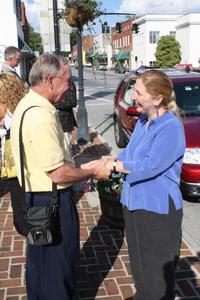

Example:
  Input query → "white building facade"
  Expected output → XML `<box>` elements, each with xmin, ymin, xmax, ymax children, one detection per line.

<box><xmin>132</xmin><ymin>13</ymin><xmax>200</xmax><ymax>69</ymax></box>
<box><xmin>40</xmin><ymin>0</ymin><xmax>71</xmax><ymax>53</ymax></box>
<box><xmin>0</xmin><ymin>0</ymin><xmax>31</xmax><ymax>78</ymax></box>
<box><xmin>93</xmin><ymin>33</ymin><xmax>112</xmax><ymax>69</ymax></box>
<box><xmin>176</xmin><ymin>13</ymin><xmax>200</xmax><ymax>67</ymax></box>
<box><xmin>132</xmin><ymin>15</ymin><xmax>179</xmax><ymax>69</ymax></box>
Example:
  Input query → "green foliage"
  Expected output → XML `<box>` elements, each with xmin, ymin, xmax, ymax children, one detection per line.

<box><xmin>28</xmin><ymin>26</ymin><xmax>43</xmax><ymax>54</ymax></box>
<box><xmin>60</xmin><ymin>51</ymin><xmax>71</xmax><ymax>57</ymax></box>
<box><xmin>88</xmin><ymin>173</ymin><xmax>124</xmax><ymax>197</ymax></box>
<box><xmin>70</xmin><ymin>30</ymin><xmax>77</xmax><ymax>49</ymax></box>
<box><xmin>155</xmin><ymin>35</ymin><xmax>181</xmax><ymax>68</ymax></box>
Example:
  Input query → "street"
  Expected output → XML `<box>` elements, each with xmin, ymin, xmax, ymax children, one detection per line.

<box><xmin>73</xmin><ymin>67</ymin><xmax>200</xmax><ymax>254</ymax></box>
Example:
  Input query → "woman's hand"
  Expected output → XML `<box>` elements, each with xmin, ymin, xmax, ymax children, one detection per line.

<box><xmin>81</xmin><ymin>159</ymin><xmax>112</xmax><ymax>180</ymax></box>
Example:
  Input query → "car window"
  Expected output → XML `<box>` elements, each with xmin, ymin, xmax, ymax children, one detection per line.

<box><xmin>173</xmin><ymin>81</ymin><xmax>200</xmax><ymax>116</ymax></box>
<box><xmin>116</xmin><ymin>80</ymin><xmax>127</xmax><ymax>100</ymax></box>
<box><xmin>124</xmin><ymin>79</ymin><xmax>136</xmax><ymax>106</ymax></box>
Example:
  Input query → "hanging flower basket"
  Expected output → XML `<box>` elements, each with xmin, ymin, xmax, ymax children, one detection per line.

<box><xmin>65</xmin><ymin>7</ymin><xmax>92</xmax><ymax>28</ymax></box>
<box><xmin>63</xmin><ymin>0</ymin><xmax>102</xmax><ymax>29</ymax></box>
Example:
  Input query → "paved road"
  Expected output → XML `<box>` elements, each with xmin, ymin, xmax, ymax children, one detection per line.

<box><xmin>73</xmin><ymin>67</ymin><xmax>200</xmax><ymax>254</ymax></box>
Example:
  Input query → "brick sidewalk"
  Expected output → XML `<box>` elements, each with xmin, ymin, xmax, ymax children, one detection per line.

<box><xmin>0</xmin><ymin>134</ymin><xmax>200</xmax><ymax>300</ymax></box>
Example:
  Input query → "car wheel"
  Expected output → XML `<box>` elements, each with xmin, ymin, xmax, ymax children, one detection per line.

<box><xmin>114</xmin><ymin>117</ymin><xmax>127</xmax><ymax>148</ymax></box>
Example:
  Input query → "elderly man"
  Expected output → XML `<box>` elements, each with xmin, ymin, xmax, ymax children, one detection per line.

<box><xmin>1</xmin><ymin>46</ymin><xmax>22</xmax><ymax>76</ymax></box>
<box><xmin>11</xmin><ymin>53</ymin><xmax>110</xmax><ymax>300</ymax></box>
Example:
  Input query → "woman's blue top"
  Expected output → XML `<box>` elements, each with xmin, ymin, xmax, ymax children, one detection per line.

<box><xmin>117</xmin><ymin>112</ymin><xmax>186</xmax><ymax>214</ymax></box>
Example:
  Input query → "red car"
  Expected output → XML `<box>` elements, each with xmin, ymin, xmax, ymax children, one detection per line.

<box><xmin>113</xmin><ymin>68</ymin><xmax>200</xmax><ymax>198</ymax></box>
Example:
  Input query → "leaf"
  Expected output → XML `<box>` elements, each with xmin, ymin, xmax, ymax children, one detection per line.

<box><xmin>155</xmin><ymin>35</ymin><xmax>181</xmax><ymax>68</ymax></box>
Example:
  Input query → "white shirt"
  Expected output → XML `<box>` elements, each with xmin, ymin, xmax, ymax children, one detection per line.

<box><xmin>0</xmin><ymin>110</ymin><xmax>13</xmax><ymax>165</ymax></box>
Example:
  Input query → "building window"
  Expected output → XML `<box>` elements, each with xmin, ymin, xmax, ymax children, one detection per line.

<box><xmin>170</xmin><ymin>31</ymin><xmax>176</xmax><ymax>37</ymax></box>
<box><xmin>149</xmin><ymin>31</ymin><xmax>160</xmax><ymax>44</ymax></box>
<box><xmin>127</xmin><ymin>36</ymin><xmax>130</xmax><ymax>46</ymax></box>
<box><xmin>149</xmin><ymin>61</ymin><xmax>156</xmax><ymax>67</ymax></box>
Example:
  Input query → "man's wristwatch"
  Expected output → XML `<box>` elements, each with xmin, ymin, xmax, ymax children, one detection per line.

<box><xmin>112</xmin><ymin>159</ymin><xmax>117</xmax><ymax>172</ymax></box>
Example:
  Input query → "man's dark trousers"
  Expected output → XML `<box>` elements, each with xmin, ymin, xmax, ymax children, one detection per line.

<box><xmin>26</xmin><ymin>187</ymin><xmax>80</xmax><ymax>300</ymax></box>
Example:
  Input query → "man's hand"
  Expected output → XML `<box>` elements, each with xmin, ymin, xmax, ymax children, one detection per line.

<box><xmin>81</xmin><ymin>159</ymin><xmax>111</xmax><ymax>180</ymax></box>
<box><xmin>81</xmin><ymin>160</ymin><xmax>100</xmax><ymax>170</ymax></box>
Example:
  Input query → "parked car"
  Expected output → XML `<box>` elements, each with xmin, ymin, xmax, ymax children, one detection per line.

<box><xmin>84</xmin><ymin>62</ymin><xmax>92</xmax><ymax>67</ymax></box>
<box><xmin>115</xmin><ymin>65</ymin><xmax>129</xmax><ymax>74</ymax></box>
<box><xmin>97</xmin><ymin>64</ymin><xmax>107</xmax><ymax>71</ymax></box>
<box><xmin>113</xmin><ymin>68</ymin><xmax>200</xmax><ymax>198</ymax></box>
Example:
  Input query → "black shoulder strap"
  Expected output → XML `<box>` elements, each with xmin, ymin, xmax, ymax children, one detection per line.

<box><xmin>19</xmin><ymin>106</ymin><xmax>58</xmax><ymax>206</ymax></box>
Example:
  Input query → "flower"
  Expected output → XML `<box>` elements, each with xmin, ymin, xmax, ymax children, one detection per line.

<box><xmin>63</xmin><ymin>0</ymin><xmax>102</xmax><ymax>28</ymax></box>
<box><xmin>88</xmin><ymin>172</ymin><xmax>124</xmax><ymax>198</ymax></box>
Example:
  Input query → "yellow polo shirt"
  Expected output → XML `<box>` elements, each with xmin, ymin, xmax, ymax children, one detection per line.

<box><xmin>11</xmin><ymin>89</ymin><xmax>74</xmax><ymax>192</ymax></box>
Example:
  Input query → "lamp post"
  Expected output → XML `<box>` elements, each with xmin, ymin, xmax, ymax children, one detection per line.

<box><xmin>52</xmin><ymin>0</ymin><xmax>60</xmax><ymax>55</ymax></box>
<box><xmin>76</xmin><ymin>29</ymin><xmax>90</xmax><ymax>143</ymax></box>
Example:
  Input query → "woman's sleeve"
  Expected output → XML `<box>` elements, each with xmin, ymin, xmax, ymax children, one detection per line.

<box><xmin>123</xmin><ymin>123</ymin><xmax>186</xmax><ymax>183</ymax></box>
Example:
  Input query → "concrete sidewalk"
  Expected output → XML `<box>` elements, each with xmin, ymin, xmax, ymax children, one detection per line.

<box><xmin>0</xmin><ymin>132</ymin><xmax>200</xmax><ymax>300</ymax></box>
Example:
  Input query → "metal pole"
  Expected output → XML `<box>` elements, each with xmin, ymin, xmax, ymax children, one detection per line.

<box><xmin>52</xmin><ymin>0</ymin><xmax>60</xmax><ymax>55</ymax></box>
<box><xmin>76</xmin><ymin>30</ymin><xmax>90</xmax><ymax>143</ymax></box>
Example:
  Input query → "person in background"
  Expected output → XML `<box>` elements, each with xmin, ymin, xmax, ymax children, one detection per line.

<box><xmin>82</xmin><ymin>70</ymin><xmax>186</xmax><ymax>300</ymax></box>
<box><xmin>55</xmin><ymin>78</ymin><xmax>77</xmax><ymax>146</ymax></box>
<box><xmin>1</xmin><ymin>46</ymin><xmax>22</xmax><ymax>77</ymax></box>
<box><xmin>0</xmin><ymin>72</ymin><xmax>28</xmax><ymax>233</ymax></box>
<box><xmin>11</xmin><ymin>53</ymin><xmax>110</xmax><ymax>300</ymax></box>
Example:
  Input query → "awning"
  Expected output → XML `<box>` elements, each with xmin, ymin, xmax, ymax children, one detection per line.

<box><xmin>116</xmin><ymin>51</ymin><xmax>130</xmax><ymax>61</ymax></box>
<box><xmin>99</xmin><ymin>52</ymin><xmax>107</xmax><ymax>59</ymax></box>
<box><xmin>91</xmin><ymin>52</ymin><xmax>108</xmax><ymax>59</ymax></box>
<box><xmin>18</xmin><ymin>37</ymin><xmax>34</xmax><ymax>54</ymax></box>
<box><xmin>93</xmin><ymin>52</ymin><xmax>100</xmax><ymax>59</ymax></box>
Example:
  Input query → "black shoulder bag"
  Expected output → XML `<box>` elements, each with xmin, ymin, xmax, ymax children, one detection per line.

<box><xmin>19</xmin><ymin>106</ymin><xmax>61</xmax><ymax>246</ymax></box>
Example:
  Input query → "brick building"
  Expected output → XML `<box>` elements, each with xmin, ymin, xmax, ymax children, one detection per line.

<box><xmin>83</xmin><ymin>35</ymin><xmax>94</xmax><ymax>53</ymax></box>
<box><xmin>111</xmin><ymin>17</ymin><xmax>137</xmax><ymax>68</ymax></box>
<box><xmin>21</xmin><ymin>1</ymin><xmax>29</xmax><ymax>43</ymax></box>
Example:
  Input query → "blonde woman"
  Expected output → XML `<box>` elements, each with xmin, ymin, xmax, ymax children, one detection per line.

<box><xmin>0</xmin><ymin>72</ymin><xmax>28</xmax><ymax>235</ymax></box>
<box><xmin>82</xmin><ymin>70</ymin><xmax>186</xmax><ymax>300</ymax></box>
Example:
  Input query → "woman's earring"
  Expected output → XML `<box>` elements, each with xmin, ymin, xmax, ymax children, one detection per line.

<box><xmin>155</xmin><ymin>106</ymin><xmax>159</xmax><ymax>117</ymax></box>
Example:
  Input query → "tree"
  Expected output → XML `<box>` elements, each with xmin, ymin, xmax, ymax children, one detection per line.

<box><xmin>70</xmin><ymin>30</ymin><xmax>77</xmax><ymax>50</ymax></box>
<box><xmin>155</xmin><ymin>35</ymin><xmax>181</xmax><ymax>68</ymax></box>
<box><xmin>28</xmin><ymin>26</ymin><xmax>43</xmax><ymax>54</ymax></box>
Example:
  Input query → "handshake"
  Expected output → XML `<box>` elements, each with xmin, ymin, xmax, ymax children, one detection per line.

<box><xmin>81</xmin><ymin>157</ymin><xmax>114</xmax><ymax>180</ymax></box>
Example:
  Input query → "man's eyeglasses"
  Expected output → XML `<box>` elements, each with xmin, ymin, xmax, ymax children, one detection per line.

<box><xmin>54</xmin><ymin>76</ymin><xmax>71</xmax><ymax>85</ymax></box>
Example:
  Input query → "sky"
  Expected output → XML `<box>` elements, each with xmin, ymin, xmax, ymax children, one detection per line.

<box><xmin>24</xmin><ymin>0</ymin><xmax>200</xmax><ymax>33</ymax></box>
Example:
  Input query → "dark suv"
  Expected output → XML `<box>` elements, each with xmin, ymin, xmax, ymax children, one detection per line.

<box><xmin>113</xmin><ymin>68</ymin><xmax>200</xmax><ymax>198</ymax></box>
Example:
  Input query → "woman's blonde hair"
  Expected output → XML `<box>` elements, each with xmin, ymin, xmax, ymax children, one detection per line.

<box><xmin>138</xmin><ymin>70</ymin><xmax>180</xmax><ymax>118</ymax></box>
<box><xmin>0</xmin><ymin>72</ymin><xmax>28</xmax><ymax>113</ymax></box>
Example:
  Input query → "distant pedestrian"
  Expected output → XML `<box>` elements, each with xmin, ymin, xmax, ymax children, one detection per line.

<box><xmin>1</xmin><ymin>46</ymin><xmax>22</xmax><ymax>77</ymax></box>
<box><xmin>82</xmin><ymin>69</ymin><xmax>186</xmax><ymax>300</ymax></box>
<box><xmin>55</xmin><ymin>77</ymin><xmax>77</xmax><ymax>146</ymax></box>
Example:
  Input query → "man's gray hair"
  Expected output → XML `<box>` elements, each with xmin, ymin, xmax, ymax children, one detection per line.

<box><xmin>4</xmin><ymin>46</ymin><xmax>21</xmax><ymax>60</ymax></box>
<box><xmin>29</xmin><ymin>53</ymin><xmax>64</xmax><ymax>87</ymax></box>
